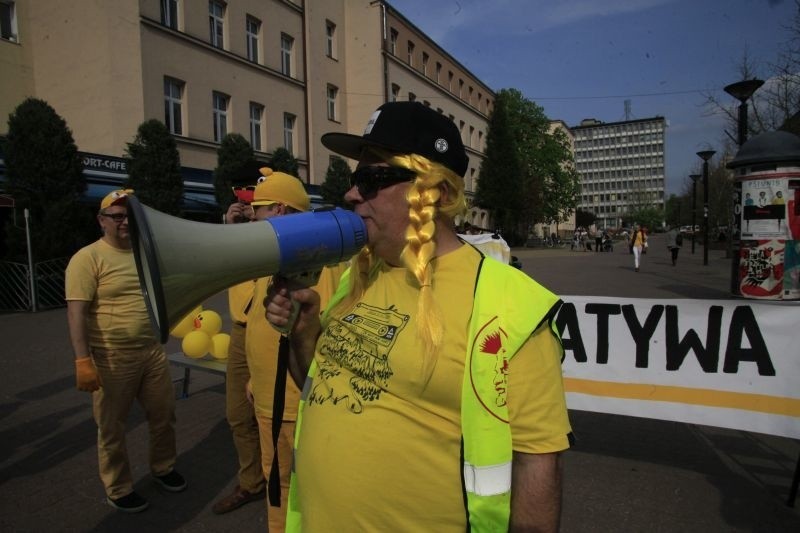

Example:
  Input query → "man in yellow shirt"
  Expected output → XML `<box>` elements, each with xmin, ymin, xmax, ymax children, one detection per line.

<box><xmin>66</xmin><ymin>190</ymin><xmax>186</xmax><ymax>513</ymax></box>
<box><xmin>265</xmin><ymin>102</ymin><xmax>572</xmax><ymax>532</ymax></box>
<box><xmin>213</xmin><ymin>177</ymin><xmax>266</xmax><ymax>515</ymax></box>
<box><xmin>240</xmin><ymin>169</ymin><xmax>346</xmax><ymax>532</ymax></box>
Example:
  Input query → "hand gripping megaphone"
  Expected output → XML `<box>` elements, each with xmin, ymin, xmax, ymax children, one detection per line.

<box><xmin>127</xmin><ymin>197</ymin><xmax>367</xmax><ymax>343</ymax></box>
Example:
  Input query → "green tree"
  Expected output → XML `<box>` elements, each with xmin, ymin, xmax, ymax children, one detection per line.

<box><xmin>124</xmin><ymin>119</ymin><xmax>183</xmax><ymax>215</ymax></box>
<box><xmin>575</xmin><ymin>208</ymin><xmax>596</xmax><ymax>229</ymax></box>
<box><xmin>213</xmin><ymin>133</ymin><xmax>255</xmax><ymax>211</ymax></box>
<box><xmin>321</xmin><ymin>157</ymin><xmax>352</xmax><ymax>208</ymax></box>
<box><xmin>626</xmin><ymin>206</ymin><xmax>664</xmax><ymax>233</ymax></box>
<box><xmin>539</xmin><ymin>127</ymin><xmax>580</xmax><ymax>233</ymax></box>
<box><xmin>269</xmin><ymin>147</ymin><xmax>300</xmax><ymax>177</ymax></box>
<box><xmin>474</xmin><ymin>90</ymin><xmax>526</xmax><ymax>242</ymax></box>
<box><xmin>2</xmin><ymin>98</ymin><xmax>95</xmax><ymax>261</ymax></box>
<box><xmin>475</xmin><ymin>89</ymin><xmax>578</xmax><ymax>244</ymax></box>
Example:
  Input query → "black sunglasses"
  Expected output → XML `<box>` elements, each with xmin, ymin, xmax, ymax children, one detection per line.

<box><xmin>100</xmin><ymin>213</ymin><xmax>128</xmax><ymax>222</ymax></box>
<box><xmin>350</xmin><ymin>166</ymin><xmax>416</xmax><ymax>198</ymax></box>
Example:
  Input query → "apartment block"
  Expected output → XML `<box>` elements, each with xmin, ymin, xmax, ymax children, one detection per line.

<box><xmin>571</xmin><ymin>117</ymin><xmax>667</xmax><ymax>230</ymax></box>
<box><xmin>0</xmin><ymin>0</ymin><xmax>493</xmax><ymax>218</ymax></box>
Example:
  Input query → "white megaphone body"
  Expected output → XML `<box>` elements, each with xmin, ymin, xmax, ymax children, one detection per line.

<box><xmin>127</xmin><ymin>197</ymin><xmax>367</xmax><ymax>343</ymax></box>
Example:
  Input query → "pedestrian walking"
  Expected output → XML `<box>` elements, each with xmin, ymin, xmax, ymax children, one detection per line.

<box><xmin>630</xmin><ymin>224</ymin><xmax>647</xmax><ymax>272</ymax></box>
<box><xmin>666</xmin><ymin>226</ymin><xmax>682</xmax><ymax>266</ymax></box>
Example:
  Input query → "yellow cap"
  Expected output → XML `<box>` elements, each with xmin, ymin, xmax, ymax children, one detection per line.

<box><xmin>100</xmin><ymin>189</ymin><xmax>134</xmax><ymax>210</ymax></box>
<box><xmin>251</xmin><ymin>168</ymin><xmax>310</xmax><ymax>212</ymax></box>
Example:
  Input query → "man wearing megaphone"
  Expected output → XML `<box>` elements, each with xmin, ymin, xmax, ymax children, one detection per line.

<box><xmin>66</xmin><ymin>190</ymin><xmax>186</xmax><ymax>513</ymax></box>
<box><xmin>265</xmin><ymin>101</ymin><xmax>572</xmax><ymax>532</ymax></box>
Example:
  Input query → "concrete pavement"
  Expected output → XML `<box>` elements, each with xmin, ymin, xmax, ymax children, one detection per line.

<box><xmin>0</xmin><ymin>233</ymin><xmax>797</xmax><ymax>532</ymax></box>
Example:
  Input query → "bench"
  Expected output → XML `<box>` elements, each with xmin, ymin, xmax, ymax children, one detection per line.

<box><xmin>168</xmin><ymin>352</ymin><xmax>227</xmax><ymax>398</ymax></box>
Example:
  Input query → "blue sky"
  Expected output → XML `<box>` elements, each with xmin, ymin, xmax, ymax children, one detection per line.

<box><xmin>388</xmin><ymin>0</ymin><xmax>793</xmax><ymax>195</ymax></box>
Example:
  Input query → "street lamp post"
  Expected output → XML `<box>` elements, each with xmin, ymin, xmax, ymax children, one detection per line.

<box><xmin>697</xmin><ymin>151</ymin><xmax>716</xmax><ymax>266</ymax></box>
<box><xmin>690</xmin><ymin>174</ymin><xmax>701</xmax><ymax>254</ymax></box>
<box><xmin>724</xmin><ymin>79</ymin><xmax>765</xmax><ymax>294</ymax></box>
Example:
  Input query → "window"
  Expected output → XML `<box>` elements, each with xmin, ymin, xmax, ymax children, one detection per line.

<box><xmin>459</xmin><ymin>79</ymin><xmax>464</xmax><ymax>98</ymax></box>
<box><xmin>389</xmin><ymin>28</ymin><xmax>398</xmax><ymax>55</ymax></box>
<box><xmin>391</xmin><ymin>84</ymin><xmax>400</xmax><ymax>102</ymax></box>
<box><xmin>407</xmin><ymin>40</ymin><xmax>414</xmax><ymax>66</ymax></box>
<box><xmin>281</xmin><ymin>33</ymin><xmax>294</xmax><ymax>76</ymax></box>
<box><xmin>160</xmin><ymin>0</ymin><xmax>178</xmax><ymax>30</ymax></box>
<box><xmin>249</xmin><ymin>102</ymin><xmax>264</xmax><ymax>151</ymax></box>
<box><xmin>408</xmin><ymin>92</ymin><xmax>416</xmax><ymax>102</ymax></box>
<box><xmin>246</xmin><ymin>15</ymin><xmax>260</xmax><ymax>62</ymax></box>
<box><xmin>468</xmin><ymin>86</ymin><xmax>474</xmax><ymax>105</ymax></box>
<box><xmin>327</xmin><ymin>85</ymin><xmax>338</xmax><ymax>121</ymax></box>
<box><xmin>448</xmin><ymin>71</ymin><xmax>453</xmax><ymax>92</ymax></box>
<box><xmin>435</xmin><ymin>62</ymin><xmax>442</xmax><ymax>83</ymax></box>
<box><xmin>422</xmin><ymin>52</ymin><xmax>429</xmax><ymax>76</ymax></box>
<box><xmin>212</xmin><ymin>91</ymin><xmax>229</xmax><ymax>142</ymax></box>
<box><xmin>283</xmin><ymin>113</ymin><xmax>296</xmax><ymax>154</ymax></box>
<box><xmin>325</xmin><ymin>20</ymin><xmax>337</xmax><ymax>58</ymax></box>
<box><xmin>478</xmin><ymin>131</ymin><xmax>483</xmax><ymax>150</ymax></box>
<box><xmin>469</xmin><ymin>125</ymin><xmax>474</xmax><ymax>147</ymax></box>
<box><xmin>163</xmin><ymin>77</ymin><xmax>183</xmax><ymax>135</ymax></box>
<box><xmin>209</xmin><ymin>0</ymin><xmax>225</xmax><ymax>48</ymax></box>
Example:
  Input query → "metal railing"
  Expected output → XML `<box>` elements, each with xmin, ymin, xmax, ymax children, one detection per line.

<box><xmin>0</xmin><ymin>257</ymin><xmax>68</xmax><ymax>312</ymax></box>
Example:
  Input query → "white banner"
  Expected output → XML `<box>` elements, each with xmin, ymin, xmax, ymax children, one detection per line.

<box><xmin>556</xmin><ymin>296</ymin><xmax>800</xmax><ymax>439</ymax></box>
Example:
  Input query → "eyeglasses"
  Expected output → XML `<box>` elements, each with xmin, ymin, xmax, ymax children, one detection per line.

<box><xmin>100</xmin><ymin>213</ymin><xmax>128</xmax><ymax>222</ymax></box>
<box><xmin>350</xmin><ymin>166</ymin><xmax>416</xmax><ymax>198</ymax></box>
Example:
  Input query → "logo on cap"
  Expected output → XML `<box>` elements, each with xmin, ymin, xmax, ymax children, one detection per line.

<box><xmin>364</xmin><ymin>110</ymin><xmax>381</xmax><ymax>135</ymax></box>
<box><xmin>434</xmin><ymin>138</ymin><xmax>449</xmax><ymax>153</ymax></box>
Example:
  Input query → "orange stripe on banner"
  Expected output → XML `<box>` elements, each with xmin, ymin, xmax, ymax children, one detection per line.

<box><xmin>564</xmin><ymin>378</ymin><xmax>800</xmax><ymax>417</ymax></box>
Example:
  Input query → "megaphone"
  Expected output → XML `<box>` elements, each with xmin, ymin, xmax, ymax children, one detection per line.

<box><xmin>127</xmin><ymin>197</ymin><xmax>367</xmax><ymax>343</ymax></box>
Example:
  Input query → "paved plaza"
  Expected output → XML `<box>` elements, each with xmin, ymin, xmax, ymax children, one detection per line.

<box><xmin>1</xmin><ymin>233</ymin><xmax>798</xmax><ymax>532</ymax></box>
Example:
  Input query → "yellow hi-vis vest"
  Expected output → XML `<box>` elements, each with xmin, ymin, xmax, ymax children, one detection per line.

<box><xmin>286</xmin><ymin>260</ymin><xmax>562</xmax><ymax>532</ymax></box>
<box><xmin>462</xmin><ymin>257</ymin><xmax>562</xmax><ymax>531</ymax></box>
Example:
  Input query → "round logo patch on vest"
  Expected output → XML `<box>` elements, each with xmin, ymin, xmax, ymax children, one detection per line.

<box><xmin>469</xmin><ymin>317</ymin><xmax>510</xmax><ymax>422</ymax></box>
<box><xmin>434</xmin><ymin>138</ymin><xmax>449</xmax><ymax>153</ymax></box>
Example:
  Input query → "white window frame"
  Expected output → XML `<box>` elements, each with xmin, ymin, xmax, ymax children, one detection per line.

<box><xmin>160</xmin><ymin>0</ymin><xmax>178</xmax><ymax>30</ymax></box>
<box><xmin>422</xmin><ymin>52</ymin><xmax>429</xmax><ymax>76</ymax></box>
<box><xmin>407</xmin><ymin>40</ymin><xmax>414</xmax><ymax>66</ymax></box>
<box><xmin>246</xmin><ymin>15</ymin><xmax>260</xmax><ymax>63</ymax></box>
<box><xmin>391</xmin><ymin>84</ymin><xmax>400</xmax><ymax>102</ymax></box>
<box><xmin>249</xmin><ymin>102</ymin><xmax>264</xmax><ymax>151</ymax></box>
<box><xmin>283</xmin><ymin>113</ymin><xmax>296</xmax><ymax>154</ymax></box>
<box><xmin>209</xmin><ymin>0</ymin><xmax>225</xmax><ymax>49</ymax></box>
<box><xmin>163</xmin><ymin>77</ymin><xmax>183</xmax><ymax>135</ymax></box>
<box><xmin>281</xmin><ymin>33</ymin><xmax>294</xmax><ymax>77</ymax></box>
<box><xmin>325</xmin><ymin>20</ymin><xmax>336</xmax><ymax>59</ymax></box>
<box><xmin>0</xmin><ymin>0</ymin><xmax>18</xmax><ymax>42</ymax></box>
<box><xmin>326</xmin><ymin>85</ymin><xmax>338</xmax><ymax>121</ymax></box>
<box><xmin>389</xmin><ymin>28</ymin><xmax>398</xmax><ymax>55</ymax></box>
<box><xmin>212</xmin><ymin>91</ymin><xmax>229</xmax><ymax>143</ymax></box>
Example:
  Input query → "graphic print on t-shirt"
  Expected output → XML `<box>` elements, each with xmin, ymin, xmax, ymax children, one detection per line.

<box><xmin>312</xmin><ymin>302</ymin><xmax>409</xmax><ymax>413</ymax></box>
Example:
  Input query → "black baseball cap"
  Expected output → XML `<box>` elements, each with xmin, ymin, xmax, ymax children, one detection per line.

<box><xmin>321</xmin><ymin>101</ymin><xmax>469</xmax><ymax>177</ymax></box>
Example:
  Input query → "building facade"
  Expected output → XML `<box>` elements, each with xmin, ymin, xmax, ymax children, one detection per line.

<box><xmin>571</xmin><ymin>116</ymin><xmax>667</xmax><ymax>230</ymax></box>
<box><xmin>0</xmin><ymin>0</ymin><xmax>493</xmax><ymax>217</ymax></box>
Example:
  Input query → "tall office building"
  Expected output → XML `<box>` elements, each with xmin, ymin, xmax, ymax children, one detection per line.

<box><xmin>571</xmin><ymin>117</ymin><xmax>667</xmax><ymax>230</ymax></box>
<box><xmin>0</xmin><ymin>0</ymin><xmax>493</xmax><ymax>219</ymax></box>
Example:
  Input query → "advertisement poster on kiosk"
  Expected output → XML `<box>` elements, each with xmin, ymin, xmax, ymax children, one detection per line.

<box><xmin>738</xmin><ymin>176</ymin><xmax>800</xmax><ymax>299</ymax></box>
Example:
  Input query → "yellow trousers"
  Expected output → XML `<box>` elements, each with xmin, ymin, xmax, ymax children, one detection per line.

<box><xmin>91</xmin><ymin>342</ymin><xmax>176</xmax><ymax>499</ymax></box>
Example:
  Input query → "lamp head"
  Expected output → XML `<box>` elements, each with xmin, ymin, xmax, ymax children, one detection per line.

<box><xmin>689</xmin><ymin>174</ymin><xmax>701</xmax><ymax>183</ymax></box>
<box><xmin>723</xmin><ymin>79</ymin><xmax>765</xmax><ymax>103</ymax></box>
<box><xmin>696</xmin><ymin>150</ymin><xmax>716</xmax><ymax>162</ymax></box>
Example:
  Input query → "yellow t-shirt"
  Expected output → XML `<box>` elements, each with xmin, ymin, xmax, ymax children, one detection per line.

<box><xmin>228</xmin><ymin>280</ymin><xmax>256</xmax><ymax>325</ymax></box>
<box><xmin>65</xmin><ymin>239</ymin><xmax>156</xmax><ymax>349</ymax></box>
<box><xmin>245</xmin><ymin>263</ymin><xmax>348</xmax><ymax>420</ymax></box>
<box><xmin>294</xmin><ymin>244</ymin><xmax>571</xmax><ymax>531</ymax></box>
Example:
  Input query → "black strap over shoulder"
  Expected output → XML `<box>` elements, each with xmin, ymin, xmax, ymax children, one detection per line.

<box><xmin>268</xmin><ymin>335</ymin><xmax>291</xmax><ymax>507</ymax></box>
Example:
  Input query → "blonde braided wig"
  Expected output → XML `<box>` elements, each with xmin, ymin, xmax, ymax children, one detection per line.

<box><xmin>330</xmin><ymin>149</ymin><xmax>466</xmax><ymax>380</ymax></box>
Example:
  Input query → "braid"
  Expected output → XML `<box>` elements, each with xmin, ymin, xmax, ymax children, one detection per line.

<box><xmin>329</xmin><ymin>149</ymin><xmax>466</xmax><ymax>382</ymax></box>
